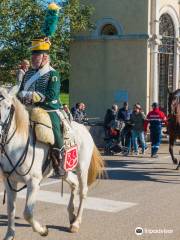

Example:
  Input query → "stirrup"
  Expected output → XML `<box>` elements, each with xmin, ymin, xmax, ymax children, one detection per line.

<box><xmin>51</xmin><ymin>147</ymin><xmax>67</xmax><ymax>177</ymax></box>
<box><xmin>54</xmin><ymin>166</ymin><xmax>66</xmax><ymax>177</ymax></box>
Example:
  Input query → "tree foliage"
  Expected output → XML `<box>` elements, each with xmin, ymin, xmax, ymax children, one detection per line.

<box><xmin>0</xmin><ymin>0</ymin><xmax>94</xmax><ymax>87</ymax></box>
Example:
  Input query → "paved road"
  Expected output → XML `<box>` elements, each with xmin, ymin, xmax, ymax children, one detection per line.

<box><xmin>0</xmin><ymin>143</ymin><xmax>180</xmax><ymax>240</ymax></box>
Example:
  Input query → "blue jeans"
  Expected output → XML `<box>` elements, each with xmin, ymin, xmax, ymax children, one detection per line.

<box><xmin>121</xmin><ymin>126</ymin><xmax>132</xmax><ymax>151</ymax></box>
<box><xmin>132</xmin><ymin>130</ymin><xmax>146</xmax><ymax>153</ymax></box>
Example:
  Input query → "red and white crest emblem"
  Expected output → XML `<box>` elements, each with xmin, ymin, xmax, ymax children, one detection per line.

<box><xmin>64</xmin><ymin>145</ymin><xmax>78</xmax><ymax>171</ymax></box>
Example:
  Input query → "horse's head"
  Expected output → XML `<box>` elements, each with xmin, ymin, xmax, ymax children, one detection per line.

<box><xmin>0</xmin><ymin>88</ymin><xmax>29</xmax><ymax>140</ymax></box>
<box><xmin>168</xmin><ymin>89</ymin><xmax>180</xmax><ymax>115</ymax></box>
<box><xmin>0</xmin><ymin>87</ymin><xmax>15</xmax><ymax>137</ymax></box>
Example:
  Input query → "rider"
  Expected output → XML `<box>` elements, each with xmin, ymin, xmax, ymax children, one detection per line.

<box><xmin>18</xmin><ymin>37</ymin><xmax>65</xmax><ymax>177</ymax></box>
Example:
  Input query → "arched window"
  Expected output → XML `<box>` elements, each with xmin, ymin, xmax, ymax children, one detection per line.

<box><xmin>158</xmin><ymin>13</ymin><xmax>175</xmax><ymax>113</ymax></box>
<box><xmin>101</xmin><ymin>24</ymin><xmax>118</xmax><ymax>36</ymax></box>
<box><xmin>92</xmin><ymin>18</ymin><xmax>123</xmax><ymax>38</ymax></box>
<box><xmin>159</xmin><ymin>13</ymin><xmax>175</xmax><ymax>54</ymax></box>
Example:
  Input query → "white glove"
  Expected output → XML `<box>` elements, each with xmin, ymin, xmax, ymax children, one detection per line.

<box><xmin>19</xmin><ymin>91</ymin><xmax>33</xmax><ymax>104</ymax></box>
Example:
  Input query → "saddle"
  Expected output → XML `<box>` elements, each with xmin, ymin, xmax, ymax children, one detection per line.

<box><xmin>30</xmin><ymin>107</ymin><xmax>54</xmax><ymax>144</ymax></box>
<box><xmin>30</xmin><ymin>107</ymin><xmax>76</xmax><ymax>146</ymax></box>
<box><xmin>30</xmin><ymin>107</ymin><xmax>78</xmax><ymax>172</ymax></box>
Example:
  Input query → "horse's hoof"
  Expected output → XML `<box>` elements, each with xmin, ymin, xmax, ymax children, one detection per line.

<box><xmin>69</xmin><ymin>225</ymin><xmax>79</xmax><ymax>233</ymax></box>
<box><xmin>4</xmin><ymin>237</ymin><xmax>15</xmax><ymax>240</ymax></box>
<box><xmin>4</xmin><ymin>238</ymin><xmax>15</xmax><ymax>240</ymax></box>
<box><xmin>175</xmin><ymin>166</ymin><xmax>179</xmax><ymax>170</ymax></box>
<box><xmin>40</xmin><ymin>226</ymin><xmax>49</xmax><ymax>237</ymax></box>
<box><xmin>70</xmin><ymin>215</ymin><xmax>76</xmax><ymax>225</ymax></box>
<box><xmin>173</xmin><ymin>159</ymin><xmax>178</xmax><ymax>165</ymax></box>
<box><xmin>4</xmin><ymin>232</ymin><xmax>15</xmax><ymax>240</ymax></box>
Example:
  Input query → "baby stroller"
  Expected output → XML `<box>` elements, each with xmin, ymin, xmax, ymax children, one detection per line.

<box><xmin>104</xmin><ymin>120</ymin><xmax>129</xmax><ymax>156</ymax></box>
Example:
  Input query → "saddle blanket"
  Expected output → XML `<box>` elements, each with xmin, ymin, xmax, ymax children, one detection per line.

<box><xmin>64</xmin><ymin>145</ymin><xmax>78</xmax><ymax>171</ymax></box>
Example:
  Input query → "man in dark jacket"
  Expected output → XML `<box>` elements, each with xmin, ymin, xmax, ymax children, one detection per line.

<box><xmin>104</xmin><ymin>104</ymin><xmax>118</xmax><ymax>138</ymax></box>
<box><xmin>72</xmin><ymin>102</ymin><xmax>87</xmax><ymax>124</ymax></box>
<box><xmin>118</xmin><ymin>102</ymin><xmax>132</xmax><ymax>152</ymax></box>
<box><xmin>118</xmin><ymin>102</ymin><xmax>132</xmax><ymax>121</ymax></box>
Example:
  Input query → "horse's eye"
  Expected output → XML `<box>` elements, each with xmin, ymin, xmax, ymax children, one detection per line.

<box><xmin>0</xmin><ymin>95</ymin><xmax>4</xmax><ymax>101</ymax></box>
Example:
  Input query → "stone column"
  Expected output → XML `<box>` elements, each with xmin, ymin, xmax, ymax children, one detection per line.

<box><xmin>174</xmin><ymin>37</ymin><xmax>180</xmax><ymax>90</ymax></box>
<box><xmin>149</xmin><ymin>0</ymin><xmax>160</xmax><ymax>103</ymax></box>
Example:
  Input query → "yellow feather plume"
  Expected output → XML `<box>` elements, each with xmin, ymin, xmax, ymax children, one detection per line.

<box><xmin>48</xmin><ymin>2</ymin><xmax>61</xmax><ymax>11</ymax></box>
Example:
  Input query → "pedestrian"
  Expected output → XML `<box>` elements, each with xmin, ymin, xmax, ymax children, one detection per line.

<box><xmin>144</xmin><ymin>102</ymin><xmax>167</xmax><ymax>158</ymax></box>
<box><xmin>118</xmin><ymin>102</ymin><xmax>132</xmax><ymax>153</ymax></box>
<box><xmin>71</xmin><ymin>102</ymin><xmax>80</xmax><ymax>118</ymax></box>
<box><xmin>73</xmin><ymin>102</ymin><xmax>87</xmax><ymax>124</ymax></box>
<box><xmin>18</xmin><ymin>36</ymin><xmax>66</xmax><ymax>177</ymax></box>
<box><xmin>130</xmin><ymin>103</ymin><xmax>146</xmax><ymax>155</ymax></box>
<box><xmin>104</xmin><ymin>104</ymin><xmax>118</xmax><ymax>138</ymax></box>
<box><xmin>63</xmin><ymin>104</ymin><xmax>73</xmax><ymax>121</ymax></box>
<box><xmin>81</xmin><ymin>102</ymin><xmax>88</xmax><ymax>122</ymax></box>
<box><xmin>118</xmin><ymin>101</ymin><xmax>132</xmax><ymax>121</ymax></box>
<box><xmin>16</xmin><ymin>59</ymin><xmax>30</xmax><ymax>86</ymax></box>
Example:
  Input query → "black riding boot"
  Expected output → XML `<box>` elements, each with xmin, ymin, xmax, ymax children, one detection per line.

<box><xmin>51</xmin><ymin>148</ymin><xmax>66</xmax><ymax>177</ymax></box>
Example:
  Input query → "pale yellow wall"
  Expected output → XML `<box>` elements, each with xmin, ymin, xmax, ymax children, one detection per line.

<box><xmin>70</xmin><ymin>39</ymin><xmax>148</xmax><ymax>119</ymax></box>
<box><xmin>82</xmin><ymin>0</ymin><xmax>149</xmax><ymax>34</ymax></box>
<box><xmin>159</xmin><ymin>0</ymin><xmax>179</xmax><ymax>11</ymax></box>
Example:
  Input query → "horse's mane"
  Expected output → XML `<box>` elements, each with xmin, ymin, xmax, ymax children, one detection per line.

<box><xmin>172</xmin><ymin>89</ymin><xmax>180</xmax><ymax>97</ymax></box>
<box><xmin>12</xmin><ymin>97</ymin><xmax>29</xmax><ymax>138</ymax></box>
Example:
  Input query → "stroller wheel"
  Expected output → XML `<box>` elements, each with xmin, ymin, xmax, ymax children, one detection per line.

<box><xmin>104</xmin><ymin>148</ymin><xmax>114</xmax><ymax>156</ymax></box>
<box><xmin>122</xmin><ymin>147</ymin><xmax>129</xmax><ymax>156</ymax></box>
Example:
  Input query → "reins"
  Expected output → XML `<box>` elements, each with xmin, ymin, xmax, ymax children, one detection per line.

<box><xmin>0</xmin><ymin>104</ymin><xmax>36</xmax><ymax>194</ymax></box>
<box><xmin>1</xmin><ymin>105</ymin><xmax>16</xmax><ymax>149</ymax></box>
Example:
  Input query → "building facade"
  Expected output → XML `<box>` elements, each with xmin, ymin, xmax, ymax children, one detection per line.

<box><xmin>70</xmin><ymin>0</ymin><xmax>180</xmax><ymax>118</ymax></box>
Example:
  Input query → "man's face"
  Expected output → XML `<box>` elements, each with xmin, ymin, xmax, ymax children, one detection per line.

<box><xmin>63</xmin><ymin>105</ymin><xmax>68</xmax><ymax>112</ymax></box>
<box><xmin>81</xmin><ymin>103</ymin><xmax>85</xmax><ymax>110</ymax></box>
<box><xmin>124</xmin><ymin>103</ymin><xmax>128</xmax><ymax>110</ymax></box>
<box><xmin>31</xmin><ymin>54</ymin><xmax>48</xmax><ymax>69</ymax></box>
<box><xmin>134</xmin><ymin>106</ymin><xmax>140</xmax><ymax>113</ymax></box>
<box><xmin>79</xmin><ymin>103</ymin><xmax>84</xmax><ymax>110</ymax></box>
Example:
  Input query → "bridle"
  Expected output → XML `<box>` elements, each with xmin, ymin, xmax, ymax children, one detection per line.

<box><xmin>170</xmin><ymin>96</ymin><xmax>180</xmax><ymax>116</ymax></box>
<box><xmin>0</xmin><ymin>104</ymin><xmax>16</xmax><ymax>151</ymax></box>
<box><xmin>0</xmin><ymin>96</ymin><xmax>35</xmax><ymax>192</ymax></box>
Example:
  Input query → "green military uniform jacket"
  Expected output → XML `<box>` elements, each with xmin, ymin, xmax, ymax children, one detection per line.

<box><xmin>18</xmin><ymin>67</ymin><xmax>63</xmax><ymax>148</ymax></box>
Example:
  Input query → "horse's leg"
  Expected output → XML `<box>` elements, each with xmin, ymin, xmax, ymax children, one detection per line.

<box><xmin>4</xmin><ymin>180</ymin><xmax>17</xmax><ymax>240</ymax></box>
<box><xmin>169</xmin><ymin>133</ymin><xmax>178</xmax><ymax>165</ymax></box>
<box><xmin>65</xmin><ymin>171</ymin><xmax>79</xmax><ymax>225</ymax></box>
<box><xmin>23</xmin><ymin>179</ymin><xmax>48</xmax><ymax>236</ymax></box>
<box><xmin>70</xmin><ymin>168</ymin><xmax>89</xmax><ymax>233</ymax></box>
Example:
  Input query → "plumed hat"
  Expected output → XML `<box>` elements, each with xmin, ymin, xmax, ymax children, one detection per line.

<box><xmin>31</xmin><ymin>2</ymin><xmax>61</xmax><ymax>54</ymax></box>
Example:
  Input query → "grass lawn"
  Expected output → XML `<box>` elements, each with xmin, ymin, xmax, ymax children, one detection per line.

<box><xmin>60</xmin><ymin>92</ymin><xmax>69</xmax><ymax>106</ymax></box>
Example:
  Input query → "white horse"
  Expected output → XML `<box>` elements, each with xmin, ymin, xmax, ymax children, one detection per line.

<box><xmin>0</xmin><ymin>87</ymin><xmax>104</xmax><ymax>240</ymax></box>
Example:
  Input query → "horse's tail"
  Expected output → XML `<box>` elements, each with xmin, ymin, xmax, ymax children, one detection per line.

<box><xmin>88</xmin><ymin>145</ymin><xmax>105</xmax><ymax>186</ymax></box>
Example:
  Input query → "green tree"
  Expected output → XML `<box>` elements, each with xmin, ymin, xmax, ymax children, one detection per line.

<box><xmin>0</xmin><ymin>0</ymin><xmax>94</xmax><ymax>87</ymax></box>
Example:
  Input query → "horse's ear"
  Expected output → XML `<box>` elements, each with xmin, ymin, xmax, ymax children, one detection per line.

<box><xmin>0</xmin><ymin>87</ymin><xmax>8</xmax><ymax>97</ymax></box>
<box><xmin>8</xmin><ymin>85</ymin><xmax>19</xmax><ymax>96</ymax></box>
